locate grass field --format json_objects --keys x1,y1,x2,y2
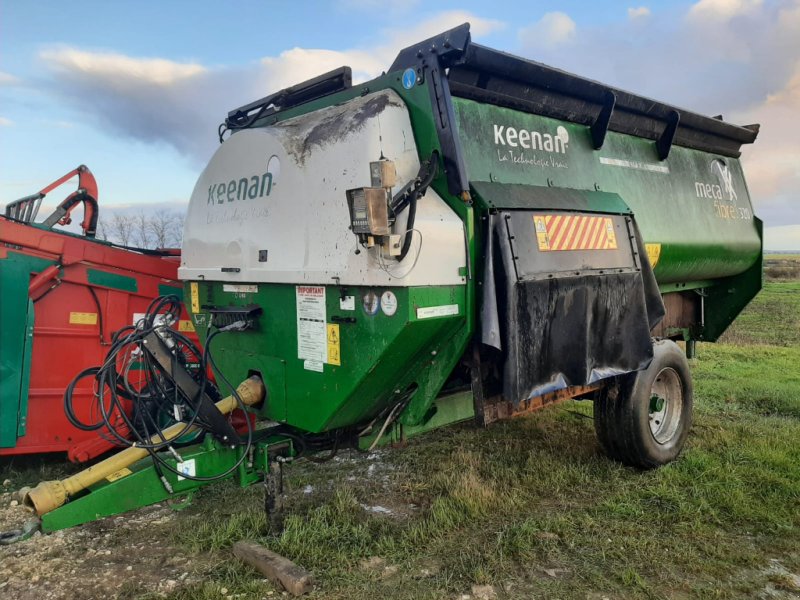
[{"x1": 2, "y1": 278, "x2": 799, "y2": 599}]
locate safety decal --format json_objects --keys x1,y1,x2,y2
[
  {"x1": 532, "y1": 214, "x2": 618, "y2": 251},
  {"x1": 178, "y1": 320, "x2": 195, "y2": 332},
  {"x1": 645, "y1": 243, "x2": 662, "y2": 268},
  {"x1": 176, "y1": 459, "x2": 196, "y2": 481},
  {"x1": 402, "y1": 68, "x2": 417, "y2": 89},
  {"x1": 69, "y1": 312, "x2": 98, "y2": 325},
  {"x1": 326, "y1": 323, "x2": 341, "y2": 366},
  {"x1": 380, "y1": 291, "x2": 398, "y2": 316},
  {"x1": 362, "y1": 291, "x2": 380, "y2": 316},
  {"x1": 296, "y1": 286, "x2": 327, "y2": 363},
  {"x1": 190, "y1": 282, "x2": 200, "y2": 313}
]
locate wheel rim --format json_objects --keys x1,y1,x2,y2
[{"x1": 648, "y1": 367, "x2": 683, "y2": 445}]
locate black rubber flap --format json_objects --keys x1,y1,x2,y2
[{"x1": 481, "y1": 211, "x2": 664, "y2": 404}]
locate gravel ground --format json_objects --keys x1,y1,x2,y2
[{"x1": 0, "y1": 486, "x2": 208, "y2": 599}]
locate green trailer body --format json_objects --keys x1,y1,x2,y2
[{"x1": 178, "y1": 24, "x2": 761, "y2": 464}]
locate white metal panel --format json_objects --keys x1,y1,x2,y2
[{"x1": 180, "y1": 91, "x2": 466, "y2": 287}]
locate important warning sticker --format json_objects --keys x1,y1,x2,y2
[{"x1": 297, "y1": 286, "x2": 327, "y2": 363}]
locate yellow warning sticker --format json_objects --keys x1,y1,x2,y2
[
  {"x1": 69, "y1": 312, "x2": 98, "y2": 325},
  {"x1": 326, "y1": 323, "x2": 341, "y2": 366},
  {"x1": 190, "y1": 282, "x2": 200, "y2": 313},
  {"x1": 533, "y1": 216, "x2": 551, "y2": 251},
  {"x1": 106, "y1": 467, "x2": 132, "y2": 482},
  {"x1": 178, "y1": 320, "x2": 195, "y2": 332},
  {"x1": 645, "y1": 243, "x2": 662, "y2": 268}
]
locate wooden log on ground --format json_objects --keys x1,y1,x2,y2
[{"x1": 232, "y1": 541, "x2": 314, "y2": 596}]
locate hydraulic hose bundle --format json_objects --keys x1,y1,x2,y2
[
  {"x1": 63, "y1": 295, "x2": 254, "y2": 484},
  {"x1": 63, "y1": 293, "x2": 416, "y2": 481}
]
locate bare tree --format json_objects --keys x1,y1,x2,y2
[
  {"x1": 105, "y1": 213, "x2": 135, "y2": 246},
  {"x1": 95, "y1": 219, "x2": 108, "y2": 241},
  {"x1": 148, "y1": 209, "x2": 183, "y2": 248},
  {"x1": 95, "y1": 209, "x2": 185, "y2": 249},
  {"x1": 133, "y1": 211, "x2": 152, "y2": 248}
]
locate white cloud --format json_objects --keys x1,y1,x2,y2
[
  {"x1": 520, "y1": 12, "x2": 577, "y2": 49},
  {"x1": 688, "y1": 0, "x2": 763, "y2": 22},
  {"x1": 258, "y1": 11, "x2": 505, "y2": 90},
  {"x1": 0, "y1": 71, "x2": 20, "y2": 86},
  {"x1": 260, "y1": 47, "x2": 383, "y2": 90},
  {"x1": 0, "y1": 117, "x2": 13, "y2": 126},
  {"x1": 628, "y1": 6, "x2": 651, "y2": 19},
  {"x1": 37, "y1": 12, "x2": 504, "y2": 166},
  {"x1": 40, "y1": 48, "x2": 206, "y2": 86}
]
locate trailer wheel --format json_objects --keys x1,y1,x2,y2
[{"x1": 594, "y1": 339, "x2": 693, "y2": 469}]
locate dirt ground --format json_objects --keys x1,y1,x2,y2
[{"x1": 0, "y1": 487, "x2": 211, "y2": 600}]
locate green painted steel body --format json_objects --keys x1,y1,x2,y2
[
  {"x1": 452, "y1": 98, "x2": 761, "y2": 285},
  {"x1": 40, "y1": 435, "x2": 287, "y2": 532},
  {"x1": 0, "y1": 251, "x2": 51, "y2": 447},
  {"x1": 192, "y1": 282, "x2": 468, "y2": 432},
  {"x1": 186, "y1": 65, "x2": 761, "y2": 436}
]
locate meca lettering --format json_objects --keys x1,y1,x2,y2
[
  {"x1": 694, "y1": 182, "x2": 727, "y2": 201},
  {"x1": 493, "y1": 124, "x2": 569, "y2": 154},
  {"x1": 695, "y1": 160, "x2": 737, "y2": 202},
  {"x1": 208, "y1": 172, "x2": 272, "y2": 205}
]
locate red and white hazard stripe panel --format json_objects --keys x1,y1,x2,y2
[{"x1": 532, "y1": 214, "x2": 618, "y2": 252}]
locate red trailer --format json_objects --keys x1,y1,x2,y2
[{"x1": 0, "y1": 166, "x2": 195, "y2": 462}]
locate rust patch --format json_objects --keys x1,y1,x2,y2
[
  {"x1": 275, "y1": 92, "x2": 404, "y2": 165},
  {"x1": 480, "y1": 384, "x2": 601, "y2": 425}
]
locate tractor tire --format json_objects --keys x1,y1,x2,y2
[{"x1": 594, "y1": 339, "x2": 693, "y2": 469}]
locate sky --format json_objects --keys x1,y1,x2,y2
[{"x1": 0, "y1": 0, "x2": 798, "y2": 249}]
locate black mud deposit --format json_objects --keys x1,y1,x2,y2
[{"x1": 276, "y1": 93, "x2": 403, "y2": 165}]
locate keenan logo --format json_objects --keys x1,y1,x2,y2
[
  {"x1": 207, "y1": 155, "x2": 280, "y2": 205},
  {"x1": 493, "y1": 124, "x2": 570, "y2": 154}
]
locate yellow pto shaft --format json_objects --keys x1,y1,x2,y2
[{"x1": 24, "y1": 376, "x2": 265, "y2": 516}]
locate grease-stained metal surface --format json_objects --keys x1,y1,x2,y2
[{"x1": 275, "y1": 93, "x2": 404, "y2": 166}]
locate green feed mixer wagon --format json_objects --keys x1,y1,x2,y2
[{"x1": 19, "y1": 24, "x2": 762, "y2": 534}]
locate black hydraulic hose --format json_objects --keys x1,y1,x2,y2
[
  {"x1": 397, "y1": 153, "x2": 439, "y2": 262},
  {"x1": 399, "y1": 191, "x2": 417, "y2": 261}
]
